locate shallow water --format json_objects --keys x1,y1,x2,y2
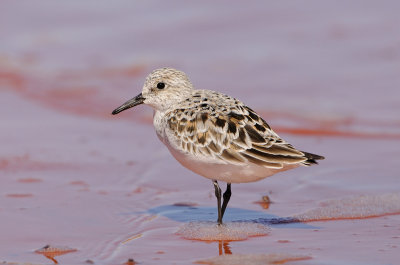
[{"x1": 1, "y1": 1, "x2": 400, "y2": 264}]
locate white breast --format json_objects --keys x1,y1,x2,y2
[{"x1": 153, "y1": 110, "x2": 168, "y2": 142}]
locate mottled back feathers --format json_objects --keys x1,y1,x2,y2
[{"x1": 166, "y1": 90, "x2": 324, "y2": 168}]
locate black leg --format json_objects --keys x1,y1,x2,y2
[
  {"x1": 213, "y1": 180, "x2": 222, "y2": 225},
  {"x1": 221, "y1": 183, "x2": 231, "y2": 219}
]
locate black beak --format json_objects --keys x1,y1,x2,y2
[{"x1": 112, "y1": 93, "x2": 145, "y2": 115}]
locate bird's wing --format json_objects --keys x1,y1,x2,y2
[{"x1": 166, "y1": 103, "x2": 308, "y2": 168}]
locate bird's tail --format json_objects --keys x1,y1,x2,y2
[{"x1": 301, "y1": 151, "x2": 325, "y2": 165}]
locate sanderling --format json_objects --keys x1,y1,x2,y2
[{"x1": 112, "y1": 67, "x2": 324, "y2": 225}]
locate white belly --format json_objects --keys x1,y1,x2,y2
[{"x1": 165, "y1": 141, "x2": 298, "y2": 183}]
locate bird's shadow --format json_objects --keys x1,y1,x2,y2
[{"x1": 146, "y1": 204, "x2": 316, "y2": 229}]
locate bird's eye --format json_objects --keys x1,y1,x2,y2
[{"x1": 157, "y1": 82, "x2": 165, "y2": 89}]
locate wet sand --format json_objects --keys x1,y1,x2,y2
[{"x1": 1, "y1": 1, "x2": 400, "y2": 264}]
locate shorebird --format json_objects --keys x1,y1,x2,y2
[{"x1": 112, "y1": 67, "x2": 324, "y2": 225}]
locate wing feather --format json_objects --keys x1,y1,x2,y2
[{"x1": 166, "y1": 94, "x2": 315, "y2": 168}]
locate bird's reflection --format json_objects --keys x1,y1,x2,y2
[{"x1": 218, "y1": 241, "x2": 232, "y2": 256}]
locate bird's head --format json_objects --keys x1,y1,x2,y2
[{"x1": 112, "y1": 67, "x2": 194, "y2": 115}]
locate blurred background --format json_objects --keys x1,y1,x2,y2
[{"x1": 1, "y1": 1, "x2": 399, "y2": 264}]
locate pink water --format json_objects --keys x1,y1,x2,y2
[{"x1": 1, "y1": 1, "x2": 400, "y2": 264}]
